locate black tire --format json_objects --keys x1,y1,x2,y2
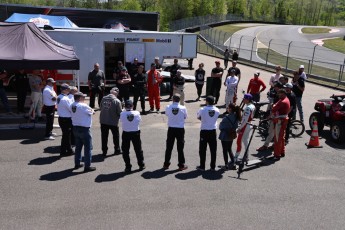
[
  {"x1": 259, "y1": 119, "x2": 269, "y2": 137},
  {"x1": 330, "y1": 121, "x2": 345, "y2": 144},
  {"x1": 309, "y1": 112, "x2": 324, "y2": 132},
  {"x1": 290, "y1": 120, "x2": 305, "y2": 138}
]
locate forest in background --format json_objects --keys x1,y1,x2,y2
[{"x1": 2, "y1": 0, "x2": 345, "y2": 30}]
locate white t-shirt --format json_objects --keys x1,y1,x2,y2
[
  {"x1": 71, "y1": 102, "x2": 94, "y2": 127},
  {"x1": 57, "y1": 94, "x2": 73, "y2": 118},
  {"x1": 225, "y1": 76, "x2": 239, "y2": 91},
  {"x1": 165, "y1": 102, "x2": 187, "y2": 128},
  {"x1": 197, "y1": 105, "x2": 220, "y2": 130},
  {"x1": 269, "y1": 73, "x2": 283, "y2": 87},
  {"x1": 43, "y1": 85, "x2": 57, "y2": 106},
  {"x1": 120, "y1": 110, "x2": 141, "y2": 132}
]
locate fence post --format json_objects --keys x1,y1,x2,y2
[
  {"x1": 310, "y1": 44, "x2": 318, "y2": 74},
  {"x1": 223, "y1": 32, "x2": 227, "y2": 48},
  {"x1": 217, "y1": 30, "x2": 222, "y2": 45},
  {"x1": 338, "y1": 65, "x2": 342, "y2": 86},
  {"x1": 266, "y1": 39, "x2": 272, "y2": 65},
  {"x1": 286, "y1": 41, "x2": 293, "y2": 70},
  {"x1": 307, "y1": 60, "x2": 311, "y2": 74},
  {"x1": 238, "y1": 36, "x2": 244, "y2": 54},
  {"x1": 341, "y1": 58, "x2": 345, "y2": 83},
  {"x1": 250, "y1": 37, "x2": 256, "y2": 61},
  {"x1": 228, "y1": 36, "x2": 232, "y2": 50}
]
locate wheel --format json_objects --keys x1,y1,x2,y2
[
  {"x1": 309, "y1": 112, "x2": 324, "y2": 132},
  {"x1": 290, "y1": 120, "x2": 305, "y2": 137},
  {"x1": 330, "y1": 121, "x2": 345, "y2": 144},
  {"x1": 258, "y1": 119, "x2": 269, "y2": 137}
]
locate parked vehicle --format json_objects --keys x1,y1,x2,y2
[{"x1": 309, "y1": 94, "x2": 345, "y2": 143}]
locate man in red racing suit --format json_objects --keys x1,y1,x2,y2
[
  {"x1": 271, "y1": 89, "x2": 290, "y2": 159},
  {"x1": 147, "y1": 63, "x2": 163, "y2": 113}
]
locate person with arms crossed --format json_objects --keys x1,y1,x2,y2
[
  {"x1": 210, "y1": 60, "x2": 224, "y2": 104},
  {"x1": 292, "y1": 71, "x2": 305, "y2": 122},
  {"x1": 167, "y1": 59, "x2": 181, "y2": 100},
  {"x1": 43, "y1": 78, "x2": 57, "y2": 140},
  {"x1": 99, "y1": 87, "x2": 122, "y2": 157},
  {"x1": 172, "y1": 70, "x2": 185, "y2": 105},
  {"x1": 132, "y1": 65, "x2": 147, "y2": 114},
  {"x1": 197, "y1": 96, "x2": 220, "y2": 171},
  {"x1": 57, "y1": 83, "x2": 74, "y2": 157},
  {"x1": 120, "y1": 100, "x2": 146, "y2": 173}
]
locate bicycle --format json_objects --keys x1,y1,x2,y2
[{"x1": 258, "y1": 118, "x2": 305, "y2": 138}]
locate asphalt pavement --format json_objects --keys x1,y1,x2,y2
[{"x1": 1, "y1": 53, "x2": 345, "y2": 230}]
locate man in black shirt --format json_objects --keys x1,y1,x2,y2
[
  {"x1": 14, "y1": 69, "x2": 29, "y2": 113},
  {"x1": 168, "y1": 59, "x2": 181, "y2": 100},
  {"x1": 195, "y1": 63, "x2": 205, "y2": 101},
  {"x1": 117, "y1": 67, "x2": 132, "y2": 102},
  {"x1": 132, "y1": 65, "x2": 147, "y2": 114},
  {"x1": 173, "y1": 70, "x2": 185, "y2": 105},
  {"x1": 210, "y1": 60, "x2": 224, "y2": 104},
  {"x1": 226, "y1": 60, "x2": 241, "y2": 85},
  {"x1": 292, "y1": 71, "x2": 305, "y2": 122},
  {"x1": 129, "y1": 58, "x2": 140, "y2": 77},
  {"x1": 88, "y1": 63, "x2": 106, "y2": 108}
]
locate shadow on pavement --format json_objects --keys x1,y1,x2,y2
[
  {"x1": 175, "y1": 170, "x2": 202, "y2": 180},
  {"x1": 95, "y1": 169, "x2": 142, "y2": 183},
  {"x1": 185, "y1": 99, "x2": 197, "y2": 104},
  {"x1": 44, "y1": 146, "x2": 61, "y2": 154},
  {"x1": 92, "y1": 154, "x2": 105, "y2": 163},
  {"x1": 29, "y1": 155, "x2": 61, "y2": 165},
  {"x1": 141, "y1": 168, "x2": 179, "y2": 179},
  {"x1": 40, "y1": 168, "x2": 81, "y2": 181},
  {"x1": 202, "y1": 169, "x2": 223, "y2": 180},
  {"x1": 0, "y1": 129, "x2": 44, "y2": 141}
]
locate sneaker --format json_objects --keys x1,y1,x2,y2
[
  {"x1": 156, "y1": 109, "x2": 160, "y2": 113},
  {"x1": 73, "y1": 164, "x2": 84, "y2": 170},
  {"x1": 45, "y1": 136, "x2": 55, "y2": 140},
  {"x1": 209, "y1": 168, "x2": 216, "y2": 172},
  {"x1": 139, "y1": 164, "x2": 146, "y2": 171},
  {"x1": 196, "y1": 166, "x2": 205, "y2": 171},
  {"x1": 220, "y1": 165, "x2": 229, "y2": 170},
  {"x1": 281, "y1": 153, "x2": 285, "y2": 158},
  {"x1": 141, "y1": 110, "x2": 146, "y2": 115},
  {"x1": 125, "y1": 167, "x2": 132, "y2": 173},
  {"x1": 228, "y1": 164, "x2": 237, "y2": 170},
  {"x1": 273, "y1": 156, "x2": 280, "y2": 161},
  {"x1": 178, "y1": 165, "x2": 188, "y2": 171},
  {"x1": 256, "y1": 145, "x2": 268, "y2": 151},
  {"x1": 84, "y1": 166, "x2": 96, "y2": 172},
  {"x1": 102, "y1": 152, "x2": 107, "y2": 157},
  {"x1": 114, "y1": 150, "x2": 122, "y2": 155},
  {"x1": 51, "y1": 133, "x2": 58, "y2": 137},
  {"x1": 149, "y1": 108, "x2": 154, "y2": 112}
]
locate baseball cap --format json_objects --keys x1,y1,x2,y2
[
  {"x1": 215, "y1": 60, "x2": 220, "y2": 64},
  {"x1": 232, "y1": 60, "x2": 237, "y2": 63},
  {"x1": 254, "y1": 71, "x2": 260, "y2": 76},
  {"x1": 154, "y1": 56, "x2": 160, "y2": 60},
  {"x1": 46, "y1": 78, "x2": 56, "y2": 83},
  {"x1": 284, "y1": 83, "x2": 293, "y2": 89},
  {"x1": 244, "y1": 93, "x2": 253, "y2": 101},
  {"x1": 151, "y1": 63, "x2": 156, "y2": 67},
  {"x1": 60, "y1": 83, "x2": 70, "y2": 91},
  {"x1": 134, "y1": 58, "x2": 138, "y2": 61},
  {"x1": 206, "y1": 95, "x2": 215, "y2": 105},
  {"x1": 299, "y1": 65, "x2": 304, "y2": 69},
  {"x1": 125, "y1": 99, "x2": 133, "y2": 108},
  {"x1": 121, "y1": 67, "x2": 127, "y2": 71}
]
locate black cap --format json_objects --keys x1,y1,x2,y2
[
  {"x1": 151, "y1": 63, "x2": 156, "y2": 67},
  {"x1": 206, "y1": 96, "x2": 215, "y2": 105},
  {"x1": 125, "y1": 99, "x2": 133, "y2": 108},
  {"x1": 60, "y1": 83, "x2": 70, "y2": 91}
]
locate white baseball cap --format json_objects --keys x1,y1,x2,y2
[{"x1": 299, "y1": 65, "x2": 304, "y2": 69}]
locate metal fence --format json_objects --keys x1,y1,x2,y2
[
  {"x1": 169, "y1": 14, "x2": 282, "y2": 31},
  {"x1": 198, "y1": 26, "x2": 345, "y2": 85}
]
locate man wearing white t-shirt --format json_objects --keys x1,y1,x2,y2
[
  {"x1": 224, "y1": 68, "x2": 239, "y2": 109},
  {"x1": 120, "y1": 100, "x2": 145, "y2": 173},
  {"x1": 197, "y1": 96, "x2": 220, "y2": 171},
  {"x1": 71, "y1": 92, "x2": 96, "y2": 172},
  {"x1": 43, "y1": 78, "x2": 57, "y2": 140},
  {"x1": 163, "y1": 94, "x2": 188, "y2": 171}
]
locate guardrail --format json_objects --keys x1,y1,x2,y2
[{"x1": 197, "y1": 26, "x2": 345, "y2": 87}]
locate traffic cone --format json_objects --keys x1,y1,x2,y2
[{"x1": 306, "y1": 120, "x2": 323, "y2": 148}]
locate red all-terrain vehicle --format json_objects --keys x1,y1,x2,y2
[{"x1": 309, "y1": 94, "x2": 345, "y2": 143}]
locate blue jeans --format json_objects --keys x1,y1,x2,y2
[
  {"x1": 73, "y1": 126, "x2": 93, "y2": 168},
  {"x1": 0, "y1": 87, "x2": 11, "y2": 112},
  {"x1": 295, "y1": 97, "x2": 304, "y2": 122}
]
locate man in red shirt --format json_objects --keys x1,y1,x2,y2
[
  {"x1": 247, "y1": 71, "x2": 266, "y2": 102},
  {"x1": 271, "y1": 89, "x2": 290, "y2": 160}
]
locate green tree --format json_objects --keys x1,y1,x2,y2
[{"x1": 116, "y1": 0, "x2": 141, "y2": 11}]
